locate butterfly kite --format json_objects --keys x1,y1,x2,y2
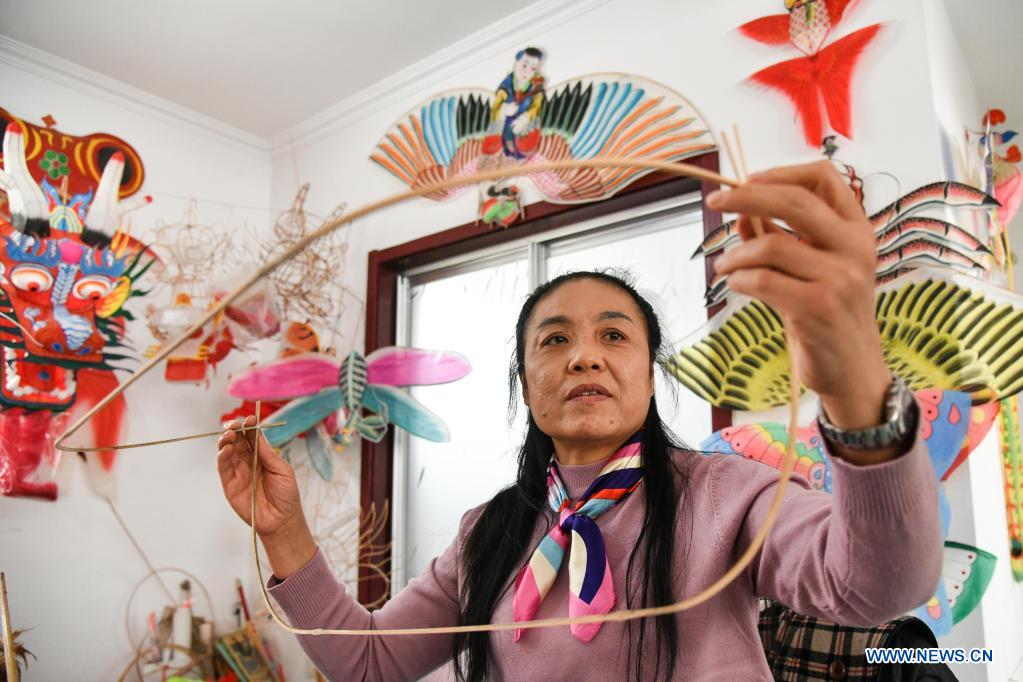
[
  {"x1": 738, "y1": 0, "x2": 882, "y2": 147},
  {"x1": 701, "y1": 389, "x2": 999, "y2": 635}
]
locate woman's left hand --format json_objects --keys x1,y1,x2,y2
[{"x1": 707, "y1": 160, "x2": 893, "y2": 440}]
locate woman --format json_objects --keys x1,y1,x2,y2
[{"x1": 218, "y1": 161, "x2": 943, "y2": 681}]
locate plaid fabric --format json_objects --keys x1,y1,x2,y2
[{"x1": 758, "y1": 601, "x2": 903, "y2": 681}]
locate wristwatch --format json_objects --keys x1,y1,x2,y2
[{"x1": 817, "y1": 375, "x2": 918, "y2": 450}]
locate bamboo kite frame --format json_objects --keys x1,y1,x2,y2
[{"x1": 53, "y1": 155, "x2": 802, "y2": 638}]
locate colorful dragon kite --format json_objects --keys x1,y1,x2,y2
[{"x1": 0, "y1": 117, "x2": 153, "y2": 500}]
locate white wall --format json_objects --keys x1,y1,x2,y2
[{"x1": 0, "y1": 39, "x2": 275, "y2": 680}]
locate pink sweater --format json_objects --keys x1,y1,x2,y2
[{"x1": 268, "y1": 430, "x2": 942, "y2": 681}]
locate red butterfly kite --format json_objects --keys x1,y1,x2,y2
[{"x1": 738, "y1": 0, "x2": 882, "y2": 147}]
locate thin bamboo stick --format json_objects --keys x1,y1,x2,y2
[
  {"x1": 55, "y1": 157, "x2": 737, "y2": 454},
  {"x1": 53, "y1": 152, "x2": 803, "y2": 639},
  {"x1": 70, "y1": 422, "x2": 287, "y2": 453},
  {"x1": 227, "y1": 152, "x2": 801, "y2": 638},
  {"x1": 0, "y1": 573, "x2": 18, "y2": 682}
]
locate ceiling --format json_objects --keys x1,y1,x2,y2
[
  {"x1": 0, "y1": 0, "x2": 1019, "y2": 140},
  {"x1": 0, "y1": 0, "x2": 536, "y2": 137}
]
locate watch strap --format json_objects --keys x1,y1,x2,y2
[{"x1": 817, "y1": 376, "x2": 918, "y2": 450}]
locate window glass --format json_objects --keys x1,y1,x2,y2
[
  {"x1": 396, "y1": 202, "x2": 708, "y2": 589},
  {"x1": 398, "y1": 257, "x2": 530, "y2": 585},
  {"x1": 546, "y1": 208, "x2": 710, "y2": 446}
]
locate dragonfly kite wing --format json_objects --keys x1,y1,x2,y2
[
  {"x1": 228, "y1": 353, "x2": 341, "y2": 402},
  {"x1": 365, "y1": 347, "x2": 471, "y2": 386},
  {"x1": 363, "y1": 384, "x2": 451, "y2": 443}
]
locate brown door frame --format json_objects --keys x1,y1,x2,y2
[{"x1": 359, "y1": 152, "x2": 730, "y2": 606}]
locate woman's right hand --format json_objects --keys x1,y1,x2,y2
[{"x1": 218, "y1": 415, "x2": 316, "y2": 578}]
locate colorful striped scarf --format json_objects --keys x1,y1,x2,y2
[{"x1": 512, "y1": 433, "x2": 644, "y2": 642}]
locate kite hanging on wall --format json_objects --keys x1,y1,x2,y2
[
  {"x1": 969, "y1": 108, "x2": 1022, "y2": 230},
  {"x1": 0, "y1": 107, "x2": 148, "y2": 215},
  {"x1": 370, "y1": 47, "x2": 716, "y2": 228},
  {"x1": 698, "y1": 169, "x2": 997, "y2": 307},
  {"x1": 998, "y1": 398, "x2": 1023, "y2": 580},
  {"x1": 701, "y1": 388, "x2": 999, "y2": 635},
  {"x1": 0, "y1": 118, "x2": 155, "y2": 500},
  {"x1": 144, "y1": 200, "x2": 239, "y2": 385},
  {"x1": 963, "y1": 108, "x2": 1023, "y2": 580},
  {"x1": 737, "y1": 0, "x2": 883, "y2": 147},
  {"x1": 668, "y1": 268, "x2": 1023, "y2": 411}
]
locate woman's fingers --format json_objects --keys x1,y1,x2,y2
[
  {"x1": 223, "y1": 415, "x2": 291, "y2": 477},
  {"x1": 255, "y1": 431, "x2": 290, "y2": 476},
  {"x1": 217, "y1": 442, "x2": 252, "y2": 505},
  {"x1": 748, "y1": 160, "x2": 865, "y2": 222},
  {"x1": 734, "y1": 215, "x2": 789, "y2": 242},
  {"x1": 726, "y1": 267, "x2": 815, "y2": 318},
  {"x1": 708, "y1": 183, "x2": 845, "y2": 251},
  {"x1": 714, "y1": 231, "x2": 823, "y2": 282}
]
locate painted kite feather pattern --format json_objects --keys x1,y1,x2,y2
[
  {"x1": 669, "y1": 269, "x2": 1023, "y2": 412},
  {"x1": 998, "y1": 395, "x2": 1023, "y2": 580},
  {"x1": 370, "y1": 53, "x2": 716, "y2": 228}
]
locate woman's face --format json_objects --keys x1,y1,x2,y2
[{"x1": 521, "y1": 278, "x2": 654, "y2": 454}]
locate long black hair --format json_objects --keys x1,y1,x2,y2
[{"x1": 452, "y1": 269, "x2": 690, "y2": 681}]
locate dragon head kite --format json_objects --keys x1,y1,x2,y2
[{"x1": 0, "y1": 119, "x2": 153, "y2": 500}]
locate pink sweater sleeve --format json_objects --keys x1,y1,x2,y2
[
  {"x1": 713, "y1": 416, "x2": 944, "y2": 626},
  {"x1": 267, "y1": 511, "x2": 473, "y2": 681}
]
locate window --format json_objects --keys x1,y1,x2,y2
[
  {"x1": 392, "y1": 194, "x2": 712, "y2": 588},
  {"x1": 358, "y1": 158, "x2": 723, "y2": 606}
]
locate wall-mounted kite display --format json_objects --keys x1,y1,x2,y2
[
  {"x1": 254, "y1": 183, "x2": 351, "y2": 334},
  {"x1": 145, "y1": 200, "x2": 238, "y2": 384},
  {"x1": 970, "y1": 109, "x2": 1022, "y2": 230},
  {"x1": 701, "y1": 388, "x2": 998, "y2": 635},
  {"x1": 668, "y1": 268, "x2": 1023, "y2": 411},
  {"x1": 698, "y1": 179, "x2": 996, "y2": 307},
  {"x1": 371, "y1": 47, "x2": 715, "y2": 227},
  {"x1": 964, "y1": 108, "x2": 1023, "y2": 580},
  {"x1": 226, "y1": 347, "x2": 471, "y2": 481},
  {"x1": 0, "y1": 119, "x2": 154, "y2": 500},
  {"x1": 702, "y1": 390, "x2": 999, "y2": 493},
  {"x1": 145, "y1": 198, "x2": 290, "y2": 386},
  {"x1": 146, "y1": 182, "x2": 352, "y2": 387},
  {"x1": 999, "y1": 401, "x2": 1023, "y2": 580},
  {"x1": 737, "y1": 0, "x2": 882, "y2": 147},
  {"x1": 0, "y1": 107, "x2": 148, "y2": 216}
]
